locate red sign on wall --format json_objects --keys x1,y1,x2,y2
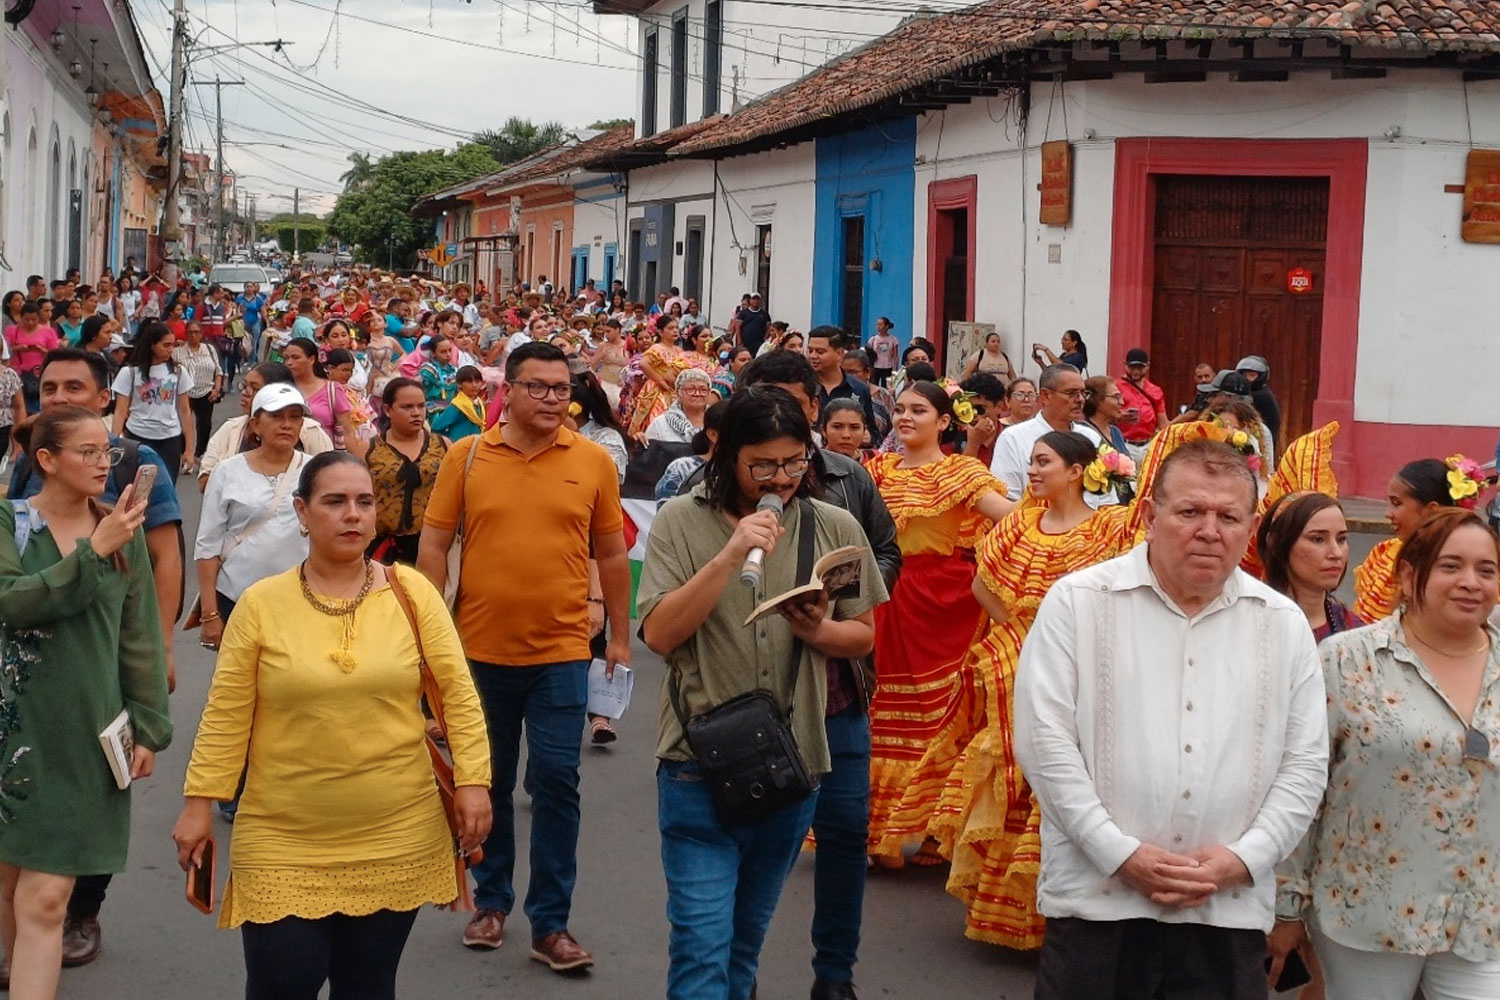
[{"x1": 1287, "y1": 267, "x2": 1314, "y2": 293}]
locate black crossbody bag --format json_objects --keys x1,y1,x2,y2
[{"x1": 668, "y1": 500, "x2": 818, "y2": 826}]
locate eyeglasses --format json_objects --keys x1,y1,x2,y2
[
  {"x1": 1054, "y1": 389, "x2": 1088, "y2": 400},
  {"x1": 63, "y1": 446, "x2": 125, "y2": 467},
  {"x1": 743, "y1": 454, "x2": 812, "y2": 482},
  {"x1": 1107, "y1": 393, "x2": 1126, "y2": 403},
  {"x1": 680, "y1": 386, "x2": 712, "y2": 396},
  {"x1": 1010, "y1": 391, "x2": 1037, "y2": 401},
  {"x1": 514, "y1": 380, "x2": 573, "y2": 401}
]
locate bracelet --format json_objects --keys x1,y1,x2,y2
[
  {"x1": 587, "y1": 597, "x2": 604, "y2": 605},
  {"x1": 199, "y1": 611, "x2": 221, "y2": 622}
]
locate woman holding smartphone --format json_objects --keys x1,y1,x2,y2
[
  {"x1": 173, "y1": 451, "x2": 491, "y2": 1000},
  {"x1": 0, "y1": 405, "x2": 171, "y2": 1000}
]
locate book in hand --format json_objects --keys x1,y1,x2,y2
[
  {"x1": 587, "y1": 659, "x2": 634, "y2": 720},
  {"x1": 98, "y1": 709, "x2": 135, "y2": 790},
  {"x1": 743, "y1": 545, "x2": 866, "y2": 626}
]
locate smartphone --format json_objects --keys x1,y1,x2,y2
[
  {"x1": 1264, "y1": 949, "x2": 1312, "y2": 993},
  {"x1": 186, "y1": 836, "x2": 216, "y2": 914},
  {"x1": 130, "y1": 462, "x2": 157, "y2": 503}
]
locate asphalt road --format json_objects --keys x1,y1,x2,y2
[
  {"x1": 57, "y1": 462, "x2": 1042, "y2": 1000},
  {"x1": 54, "y1": 443, "x2": 1384, "y2": 1000}
]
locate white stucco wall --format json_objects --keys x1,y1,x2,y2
[
  {"x1": 710, "y1": 144, "x2": 817, "y2": 334},
  {"x1": 910, "y1": 67, "x2": 1500, "y2": 430},
  {"x1": 2, "y1": 27, "x2": 97, "y2": 285},
  {"x1": 572, "y1": 184, "x2": 628, "y2": 285},
  {"x1": 630, "y1": 0, "x2": 903, "y2": 135}
]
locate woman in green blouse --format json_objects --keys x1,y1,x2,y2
[{"x1": 0, "y1": 405, "x2": 171, "y2": 1000}]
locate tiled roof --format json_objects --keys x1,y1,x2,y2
[
  {"x1": 670, "y1": 0, "x2": 1500, "y2": 156},
  {"x1": 490, "y1": 123, "x2": 637, "y2": 188}
]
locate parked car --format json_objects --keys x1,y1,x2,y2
[{"x1": 208, "y1": 263, "x2": 270, "y2": 296}]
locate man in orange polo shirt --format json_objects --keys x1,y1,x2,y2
[{"x1": 418, "y1": 341, "x2": 631, "y2": 974}]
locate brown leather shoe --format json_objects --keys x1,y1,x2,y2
[
  {"x1": 461, "y1": 908, "x2": 506, "y2": 950},
  {"x1": 61, "y1": 916, "x2": 101, "y2": 967},
  {"x1": 530, "y1": 930, "x2": 594, "y2": 972}
]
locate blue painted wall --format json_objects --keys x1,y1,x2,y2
[{"x1": 812, "y1": 119, "x2": 915, "y2": 346}]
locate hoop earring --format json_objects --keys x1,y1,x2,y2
[{"x1": 299, "y1": 524, "x2": 309, "y2": 537}]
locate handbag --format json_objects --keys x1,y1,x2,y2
[
  {"x1": 443, "y1": 437, "x2": 480, "y2": 609},
  {"x1": 386, "y1": 566, "x2": 483, "y2": 910},
  {"x1": 667, "y1": 500, "x2": 818, "y2": 826}
]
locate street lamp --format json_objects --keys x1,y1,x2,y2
[{"x1": 387, "y1": 234, "x2": 395, "y2": 270}]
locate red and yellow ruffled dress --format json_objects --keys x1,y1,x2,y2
[
  {"x1": 942, "y1": 503, "x2": 1141, "y2": 947},
  {"x1": 1353, "y1": 537, "x2": 1400, "y2": 622},
  {"x1": 864, "y1": 453, "x2": 1004, "y2": 858}
]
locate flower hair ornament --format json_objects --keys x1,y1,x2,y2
[
  {"x1": 1202, "y1": 414, "x2": 1263, "y2": 476},
  {"x1": 1444, "y1": 454, "x2": 1488, "y2": 509},
  {"x1": 1082, "y1": 443, "x2": 1137, "y2": 496},
  {"x1": 938, "y1": 378, "x2": 979, "y2": 427}
]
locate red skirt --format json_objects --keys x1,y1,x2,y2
[{"x1": 868, "y1": 550, "x2": 985, "y2": 856}]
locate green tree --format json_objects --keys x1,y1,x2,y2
[
  {"x1": 268, "y1": 213, "x2": 327, "y2": 253},
  {"x1": 586, "y1": 118, "x2": 632, "y2": 131},
  {"x1": 471, "y1": 117, "x2": 566, "y2": 165},
  {"x1": 325, "y1": 143, "x2": 502, "y2": 268},
  {"x1": 339, "y1": 151, "x2": 375, "y2": 192}
]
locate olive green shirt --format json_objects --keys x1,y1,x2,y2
[{"x1": 639, "y1": 486, "x2": 888, "y2": 774}]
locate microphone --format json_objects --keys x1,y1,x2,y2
[{"x1": 739, "y1": 493, "x2": 785, "y2": 586}]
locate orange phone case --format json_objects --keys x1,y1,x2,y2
[{"x1": 186, "y1": 836, "x2": 216, "y2": 914}]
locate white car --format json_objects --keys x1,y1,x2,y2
[{"x1": 208, "y1": 263, "x2": 269, "y2": 296}]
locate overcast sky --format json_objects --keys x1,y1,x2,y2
[{"x1": 132, "y1": 0, "x2": 639, "y2": 216}]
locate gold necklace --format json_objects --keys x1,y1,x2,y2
[
  {"x1": 1406, "y1": 621, "x2": 1490, "y2": 658},
  {"x1": 299, "y1": 561, "x2": 375, "y2": 673}
]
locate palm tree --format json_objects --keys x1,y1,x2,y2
[
  {"x1": 340, "y1": 152, "x2": 375, "y2": 192},
  {"x1": 471, "y1": 118, "x2": 566, "y2": 165}
]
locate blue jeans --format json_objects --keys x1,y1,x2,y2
[
  {"x1": 469, "y1": 660, "x2": 588, "y2": 938},
  {"x1": 658, "y1": 760, "x2": 819, "y2": 1000},
  {"x1": 811, "y1": 706, "x2": 871, "y2": 983},
  {"x1": 244, "y1": 321, "x2": 263, "y2": 365}
]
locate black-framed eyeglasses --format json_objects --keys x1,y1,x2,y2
[
  {"x1": 743, "y1": 453, "x2": 812, "y2": 482},
  {"x1": 514, "y1": 380, "x2": 573, "y2": 401},
  {"x1": 1464, "y1": 726, "x2": 1491, "y2": 764}
]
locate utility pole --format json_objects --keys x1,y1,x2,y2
[
  {"x1": 161, "y1": 0, "x2": 186, "y2": 248},
  {"x1": 293, "y1": 188, "x2": 300, "y2": 260},
  {"x1": 193, "y1": 76, "x2": 246, "y2": 266}
]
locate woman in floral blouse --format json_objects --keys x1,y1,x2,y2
[{"x1": 1270, "y1": 507, "x2": 1500, "y2": 1000}]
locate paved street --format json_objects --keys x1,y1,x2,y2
[{"x1": 58, "y1": 467, "x2": 1043, "y2": 1000}]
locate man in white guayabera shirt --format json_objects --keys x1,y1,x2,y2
[{"x1": 1015, "y1": 438, "x2": 1329, "y2": 1000}]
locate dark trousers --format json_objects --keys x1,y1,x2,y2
[
  {"x1": 469, "y1": 659, "x2": 588, "y2": 938},
  {"x1": 125, "y1": 429, "x2": 182, "y2": 480},
  {"x1": 67, "y1": 874, "x2": 110, "y2": 920},
  {"x1": 1035, "y1": 917, "x2": 1266, "y2": 1000},
  {"x1": 241, "y1": 907, "x2": 418, "y2": 1000},
  {"x1": 809, "y1": 705, "x2": 871, "y2": 984},
  {"x1": 188, "y1": 394, "x2": 215, "y2": 459}
]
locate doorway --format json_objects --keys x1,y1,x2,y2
[
  {"x1": 1150, "y1": 174, "x2": 1328, "y2": 445},
  {"x1": 841, "y1": 215, "x2": 865, "y2": 339}
]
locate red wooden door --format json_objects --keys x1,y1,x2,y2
[{"x1": 1149, "y1": 175, "x2": 1328, "y2": 444}]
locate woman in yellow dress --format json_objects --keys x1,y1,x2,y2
[
  {"x1": 864, "y1": 380, "x2": 1014, "y2": 866},
  {"x1": 1353, "y1": 458, "x2": 1464, "y2": 621},
  {"x1": 172, "y1": 452, "x2": 491, "y2": 1000}
]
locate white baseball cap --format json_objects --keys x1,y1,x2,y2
[{"x1": 251, "y1": 383, "x2": 306, "y2": 415}]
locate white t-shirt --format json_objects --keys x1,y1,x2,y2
[
  {"x1": 119, "y1": 289, "x2": 141, "y2": 321},
  {"x1": 111, "y1": 362, "x2": 194, "y2": 439}
]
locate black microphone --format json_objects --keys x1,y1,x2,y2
[{"x1": 739, "y1": 493, "x2": 785, "y2": 586}]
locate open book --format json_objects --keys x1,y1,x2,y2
[
  {"x1": 744, "y1": 545, "x2": 866, "y2": 626},
  {"x1": 99, "y1": 710, "x2": 135, "y2": 791}
]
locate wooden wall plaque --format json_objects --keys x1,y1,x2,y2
[
  {"x1": 1461, "y1": 149, "x2": 1500, "y2": 244},
  {"x1": 1039, "y1": 140, "x2": 1073, "y2": 227}
]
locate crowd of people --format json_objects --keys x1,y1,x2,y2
[{"x1": 1, "y1": 260, "x2": 1498, "y2": 1000}]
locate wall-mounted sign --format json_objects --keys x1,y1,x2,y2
[
  {"x1": 428, "y1": 244, "x2": 455, "y2": 268},
  {"x1": 1039, "y1": 140, "x2": 1073, "y2": 226},
  {"x1": 1286, "y1": 267, "x2": 1314, "y2": 293},
  {"x1": 1462, "y1": 150, "x2": 1500, "y2": 244}
]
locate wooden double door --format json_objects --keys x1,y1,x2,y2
[{"x1": 1150, "y1": 175, "x2": 1329, "y2": 445}]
